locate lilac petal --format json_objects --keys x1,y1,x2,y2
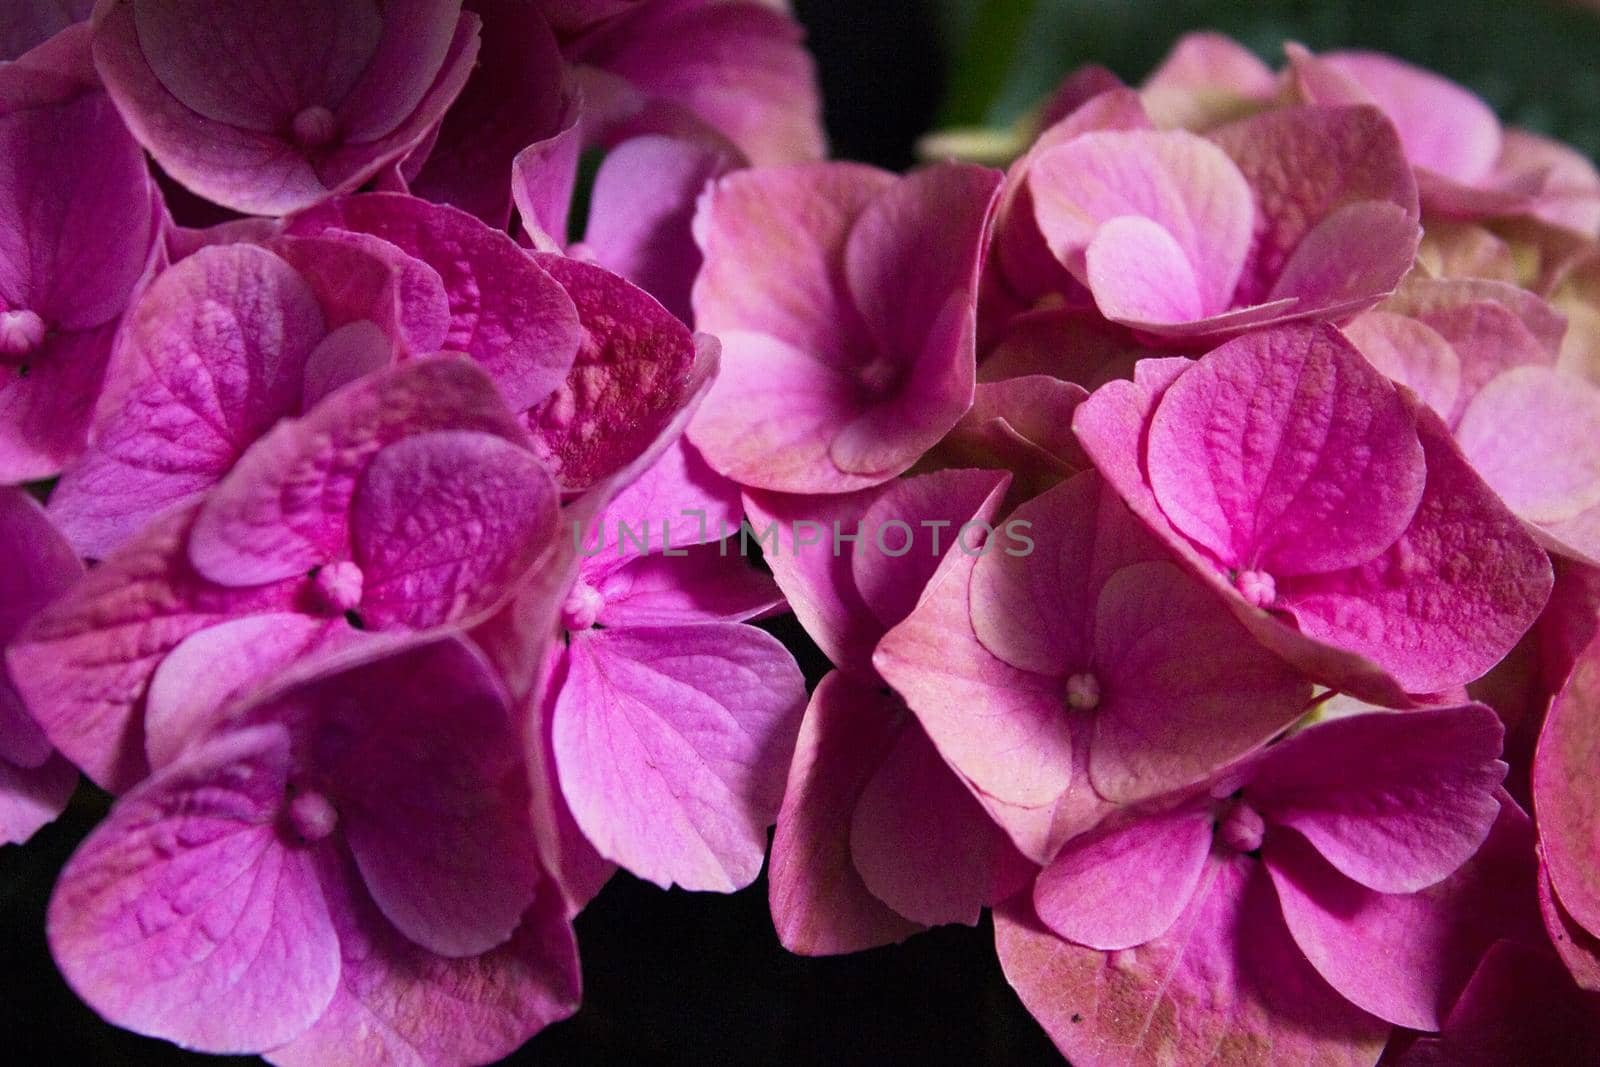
[
  {"x1": 1146, "y1": 322, "x2": 1426, "y2": 576},
  {"x1": 593, "y1": 545, "x2": 784, "y2": 627},
  {"x1": 406, "y1": 0, "x2": 566, "y2": 228},
  {"x1": 585, "y1": 134, "x2": 733, "y2": 322},
  {"x1": 851, "y1": 713, "x2": 1019, "y2": 929},
  {"x1": 47, "y1": 724, "x2": 339, "y2": 1052},
  {"x1": 1344, "y1": 310, "x2": 1462, "y2": 420},
  {"x1": 0, "y1": 752, "x2": 77, "y2": 845},
  {"x1": 48, "y1": 244, "x2": 326, "y2": 558},
  {"x1": 995, "y1": 860, "x2": 1388, "y2": 1067},
  {"x1": 1090, "y1": 560, "x2": 1311, "y2": 804},
  {"x1": 1394, "y1": 940, "x2": 1600, "y2": 1065},
  {"x1": 874, "y1": 548, "x2": 1072, "y2": 808},
  {"x1": 275, "y1": 638, "x2": 543, "y2": 959},
  {"x1": 768, "y1": 671, "x2": 925, "y2": 955},
  {"x1": 266, "y1": 855, "x2": 579, "y2": 1067},
  {"x1": 1210, "y1": 104, "x2": 1419, "y2": 309},
  {"x1": 287, "y1": 193, "x2": 581, "y2": 411},
  {"x1": 188, "y1": 356, "x2": 528, "y2": 587},
  {"x1": 351, "y1": 430, "x2": 560, "y2": 630},
  {"x1": 524, "y1": 253, "x2": 701, "y2": 489},
  {"x1": 1278, "y1": 397, "x2": 1554, "y2": 694},
  {"x1": 1456, "y1": 366, "x2": 1600, "y2": 525},
  {"x1": 1534, "y1": 633, "x2": 1600, "y2": 939},
  {"x1": 6, "y1": 505, "x2": 302, "y2": 792},
  {"x1": 1247, "y1": 705, "x2": 1507, "y2": 893},
  {"x1": 553, "y1": 622, "x2": 805, "y2": 891},
  {"x1": 1033, "y1": 804, "x2": 1214, "y2": 950},
  {"x1": 1268, "y1": 799, "x2": 1540, "y2": 1031}
]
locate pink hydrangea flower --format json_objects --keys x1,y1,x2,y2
[
  {"x1": 548, "y1": 437, "x2": 805, "y2": 892},
  {"x1": 748, "y1": 469, "x2": 1030, "y2": 954},
  {"x1": 1074, "y1": 322, "x2": 1553, "y2": 703},
  {"x1": 10, "y1": 357, "x2": 561, "y2": 792},
  {"x1": 1347, "y1": 277, "x2": 1600, "y2": 567},
  {"x1": 688, "y1": 161, "x2": 1002, "y2": 493},
  {"x1": 874, "y1": 469, "x2": 1313, "y2": 862},
  {"x1": 47, "y1": 636, "x2": 580, "y2": 1062},
  {"x1": 1289, "y1": 46, "x2": 1600, "y2": 236},
  {"x1": 995, "y1": 705, "x2": 1532, "y2": 1064},
  {"x1": 0, "y1": 488, "x2": 80, "y2": 844},
  {"x1": 0, "y1": 28, "x2": 161, "y2": 481},
  {"x1": 91, "y1": 0, "x2": 482, "y2": 215},
  {"x1": 1018, "y1": 96, "x2": 1420, "y2": 341}
]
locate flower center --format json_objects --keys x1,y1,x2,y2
[
  {"x1": 1235, "y1": 569, "x2": 1277, "y2": 609},
  {"x1": 1217, "y1": 798, "x2": 1265, "y2": 854},
  {"x1": 562, "y1": 579, "x2": 605, "y2": 632},
  {"x1": 0, "y1": 309, "x2": 46, "y2": 361},
  {"x1": 286, "y1": 789, "x2": 338, "y2": 843},
  {"x1": 1065, "y1": 671, "x2": 1101, "y2": 711},
  {"x1": 290, "y1": 105, "x2": 339, "y2": 149},
  {"x1": 311, "y1": 561, "x2": 364, "y2": 615}
]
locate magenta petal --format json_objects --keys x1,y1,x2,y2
[
  {"x1": 287, "y1": 193, "x2": 581, "y2": 411},
  {"x1": 1248, "y1": 705, "x2": 1506, "y2": 892},
  {"x1": 1534, "y1": 633, "x2": 1600, "y2": 939},
  {"x1": 1278, "y1": 397, "x2": 1554, "y2": 694},
  {"x1": 351, "y1": 430, "x2": 559, "y2": 630},
  {"x1": 1146, "y1": 322, "x2": 1426, "y2": 576},
  {"x1": 6, "y1": 505, "x2": 301, "y2": 791},
  {"x1": 267, "y1": 856, "x2": 579, "y2": 1067},
  {"x1": 851, "y1": 714, "x2": 1015, "y2": 929},
  {"x1": 0, "y1": 1, "x2": 93, "y2": 60},
  {"x1": 1267, "y1": 798, "x2": 1539, "y2": 1031},
  {"x1": 524, "y1": 253, "x2": 702, "y2": 489},
  {"x1": 875, "y1": 549, "x2": 1072, "y2": 808},
  {"x1": 553, "y1": 623, "x2": 805, "y2": 891},
  {"x1": 593, "y1": 546, "x2": 783, "y2": 627},
  {"x1": 0, "y1": 753, "x2": 77, "y2": 845},
  {"x1": 48, "y1": 244, "x2": 326, "y2": 558},
  {"x1": 47, "y1": 724, "x2": 339, "y2": 1053},
  {"x1": 510, "y1": 100, "x2": 582, "y2": 250},
  {"x1": 188, "y1": 357, "x2": 528, "y2": 587},
  {"x1": 1540, "y1": 862, "x2": 1600, "y2": 992},
  {"x1": 768, "y1": 671, "x2": 924, "y2": 955},
  {"x1": 996, "y1": 859, "x2": 1388, "y2": 1067},
  {"x1": 0, "y1": 322, "x2": 118, "y2": 483},
  {"x1": 1033, "y1": 804, "x2": 1213, "y2": 950},
  {"x1": 589, "y1": 437, "x2": 743, "y2": 569}
]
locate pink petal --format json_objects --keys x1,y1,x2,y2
[
  {"x1": 1031, "y1": 128, "x2": 1253, "y2": 316},
  {"x1": 524, "y1": 253, "x2": 701, "y2": 489},
  {"x1": 587, "y1": 437, "x2": 743, "y2": 571},
  {"x1": 267, "y1": 854, "x2": 579, "y2": 1067},
  {"x1": 768, "y1": 671, "x2": 925, "y2": 955},
  {"x1": 287, "y1": 193, "x2": 581, "y2": 411},
  {"x1": 47, "y1": 724, "x2": 340, "y2": 1052},
  {"x1": 1344, "y1": 310, "x2": 1462, "y2": 420},
  {"x1": 1083, "y1": 215, "x2": 1207, "y2": 324},
  {"x1": 0, "y1": 752, "x2": 76, "y2": 845},
  {"x1": 6, "y1": 505, "x2": 302, "y2": 791},
  {"x1": 1267, "y1": 797, "x2": 1538, "y2": 1030},
  {"x1": 552, "y1": 622, "x2": 805, "y2": 890},
  {"x1": 851, "y1": 711, "x2": 1017, "y2": 929},
  {"x1": 1456, "y1": 366, "x2": 1600, "y2": 525},
  {"x1": 0, "y1": 322, "x2": 117, "y2": 483},
  {"x1": 1278, "y1": 397, "x2": 1554, "y2": 694},
  {"x1": 510, "y1": 101, "x2": 582, "y2": 250},
  {"x1": 1540, "y1": 861, "x2": 1600, "y2": 992},
  {"x1": 1033, "y1": 804, "x2": 1214, "y2": 950},
  {"x1": 874, "y1": 548, "x2": 1072, "y2": 808},
  {"x1": 1534, "y1": 633, "x2": 1600, "y2": 939},
  {"x1": 1140, "y1": 32, "x2": 1276, "y2": 130},
  {"x1": 0, "y1": 0, "x2": 93, "y2": 60},
  {"x1": 188, "y1": 356, "x2": 528, "y2": 587},
  {"x1": 1146, "y1": 322, "x2": 1426, "y2": 576},
  {"x1": 48, "y1": 244, "x2": 326, "y2": 558},
  {"x1": 592, "y1": 545, "x2": 783, "y2": 627},
  {"x1": 995, "y1": 859, "x2": 1388, "y2": 1067},
  {"x1": 351, "y1": 430, "x2": 559, "y2": 630}
]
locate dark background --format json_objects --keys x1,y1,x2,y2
[{"x1": 7, "y1": 2, "x2": 1600, "y2": 1063}]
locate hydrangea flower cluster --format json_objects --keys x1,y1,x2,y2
[{"x1": 1, "y1": 7, "x2": 1598, "y2": 1064}]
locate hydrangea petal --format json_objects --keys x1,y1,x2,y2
[
  {"x1": 1534, "y1": 632, "x2": 1600, "y2": 938},
  {"x1": 1455, "y1": 366, "x2": 1600, "y2": 525}
]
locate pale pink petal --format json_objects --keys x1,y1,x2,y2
[
  {"x1": 47, "y1": 724, "x2": 340, "y2": 1052},
  {"x1": 1540, "y1": 862, "x2": 1600, "y2": 992},
  {"x1": 1140, "y1": 31, "x2": 1276, "y2": 130},
  {"x1": 593, "y1": 546, "x2": 783, "y2": 627},
  {"x1": 1032, "y1": 804, "x2": 1214, "y2": 950},
  {"x1": 1456, "y1": 366, "x2": 1600, "y2": 525},
  {"x1": 510, "y1": 102, "x2": 582, "y2": 250},
  {"x1": 1534, "y1": 632, "x2": 1600, "y2": 939},
  {"x1": 553, "y1": 622, "x2": 805, "y2": 891},
  {"x1": 768, "y1": 671, "x2": 924, "y2": 955},
  {"x1": 1344, "y1": 310, "x2": 1462, "y2": 419}
]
